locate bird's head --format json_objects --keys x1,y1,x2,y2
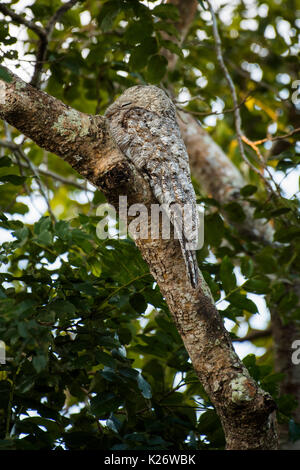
[{"x1": 105, "y1": 85, "x2": 176, "y2": 119}]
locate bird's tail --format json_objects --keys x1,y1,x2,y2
[
  {"x1": 170, "y1": 203, "x2": 200, "y2": 289},
  {"x1": 179, "y1": 236, "x2": 199, "y2": 289}
]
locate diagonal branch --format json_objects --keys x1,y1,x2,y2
[
  {"x1": 0, "y1": 1, "x2": 79, "y2": 88},
  {"x1": 0, "y1": 140, "x2": 91, "y2": 191},
  {"x1": 0, "y1": 4, "x2": 46, "y2": 39},
  {"x1": 20, "y1": 148, "x2": 56, "y2": 221}
]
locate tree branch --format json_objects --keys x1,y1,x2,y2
[
  {"x1": 0, "y1": 139, "x2": 93, "y2": 191},
  {"x1": 0, "y1": 67, "x2": 105, "y2": 182},
  {"x1": 0, "y1": 67, "x2": 278, "y2": 449},
  {"x1": 233, "y1": 329, "x2": 272, "y2": 343},
  {"x1": 0, "y1": 2, "x2": 79, "y2": 88},
  {"x1": 31, "y1": 0, "x2": 79, "y2": 88},
  {"x1": 0, "y1": 4, "x2": 46, "y2": 39},
  {"x1": 3, "y1": 141, "x2": 56, "y2": 221},
  {"x1": 206, "y1": 1, "x2": 277, "y2": 196}
]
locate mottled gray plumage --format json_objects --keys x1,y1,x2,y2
[{"x1": 105, "y1": 85, "x2": 199, "y2": 288}]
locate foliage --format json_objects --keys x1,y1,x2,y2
[{"x1": 0, "y1": 0, "x2": 299, "y2": 450}]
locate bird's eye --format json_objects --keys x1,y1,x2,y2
[{"x1": 121, "y1": 102, "x2": 132, "y2": 107}]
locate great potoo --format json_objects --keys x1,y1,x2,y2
[{"x1": 105, "y1": 85, "x2": 200, "y2": 288}]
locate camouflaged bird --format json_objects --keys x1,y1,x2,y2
[{"x1": 105, "y1": 85, "x2": 200, "y2": 288}]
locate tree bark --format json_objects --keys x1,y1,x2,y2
[
  {"x1": 0, "y1": 68, "x2": 278, "y2": 449},
  {"x1": 164, "y1": 0, "x2": 300, "y2": 448}
]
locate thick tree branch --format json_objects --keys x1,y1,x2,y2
[
  {"x1": 0, "y1": 67, "x2": 106, "y2": 183},
  {"x1": 0, "y1": 68, "x2": 278, "y2": 449}
]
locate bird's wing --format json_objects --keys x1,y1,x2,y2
[{"x1": 110, "y1": 106, "x2": 200, "y2": 287}]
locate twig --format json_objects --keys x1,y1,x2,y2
[
  {"x1": 252, "y1": 127, "x2": 300, "y2": 146},
  {"x1": 242, "y1": 135, "x2": 266, "y2": 164},
  {"x1": 46, "y1": 0, "x2": 78, "y2": 35},
  {"x1": 18, "y1": 148, "x2": 56, "y2": 221},
  {"x1": 0, "y1": 140, "x2": 91, "y2": 191},
  {"x1": 242, "y1": 135, "x2": 283, "y2": 195},
  {"x1": 177, "y1": 90, "x2": 253, "y2": 117},
  {"x1": 0, "y1": 4, "x2": 46, "y2": 39},
  {"x1": 30, "y1": 165, "x2": 93, "y2": 192},
  {"x1": 31, "y1": 0, "x2": 78, "y2": 88},
  {"x1": 0, "y1": 140, "x2": 56, "y2": 221},
  {"x1": 233, "y1": 328, "x2": 272, "y2": 343},
  {"x1": 206, "y1": 1, "x2": 275, "y2": 194},
  {"x1": 225, "y1": 58, "x2": 279, "y2": 95}
]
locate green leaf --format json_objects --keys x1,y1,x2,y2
[
  {"x1": 152, "y1": 4, "x2": 179, "y2": 20},
  {"x1": 270, "y1": 207, "x2": 291, "y2": 217},
  {"x1": 223, "y1": 201, "x2": 246, "y2": 222},
  {"x1": 146, "y1": 54, "x2": 168, "y2": 83},
  {"x1": 130, "y1": 293, "x2": 147, "y2": 313},
  {"x1": 0, "y1": 174, "x2": 27, "y2": 185},
  {"x1": 55, "y1": 220, "x2": 70, "y2": 240},
  {"x1": 99, "y1": 0, "x2": 121, "y2": 32},
  {"x1": 34, "y1": 217, "x2": 51, "y2": 235},
  {"x1": 37, "y1": 230, "x2": 52, "y2": 245},
  {"x1": 153, "y1": 21, "x2": 180, "y2": 39},
  {"x1": 32, "y1": 354, "x2": 48, "y2": 373},
  {"x1": 14, "y1": 226, "x2": 29, "y2": 242},
  {"x1": 274, "y1": 226, "x2": 300, "y2": 243},
  {"x1": 242, "y1": 354, "x2": 260, "y2": 381},
  {"x1": 240, "y1": 184, "x2": 257, "y2": 197},
  {"x1": 0, "y1": 156, "x2": 12, "y2": 168},
  {"x1": 49, "y1": 299, "x2": 76, "y2": 315},
  {"x1": 125, "y1": 21, "x2": 153, "y2": 44},
  {"x1": 220, "y1": 256, "x2": 236, "y2": 294},
  {"x1": 90, "y1": 392, "x2": 122, "y2": 417},
  {"x1": 0, "y1": 65, "x2": 12, "y2": 83},
  {"x1": 107, "y1": 413, "x2": 122, "y2": 433},
  {"x1": 205, "y1": 213, "x2": 224, "y2": 247},
  {"x1": 241, "y1": 257, "x2": 254, "y2": 278},
  {"x1": 95, "y1": 351, "x2": 116, "y2": 368},
  {"x1": 159, "y1": 39, "x2": 183, "y2": 58},
  {"x1": 228, "y1": 293, "x2": 258, "y2": 314},
  {"x1": 129, "y1": 38, "x2": 158, "y2": 70},
  {"x1": 137, "y1": 374, "x2": 152, "y2": 399},
  {"x1": 244, "y1": 277, "x2": 270, "y2": 294}
]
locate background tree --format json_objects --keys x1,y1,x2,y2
[{"x1": 0, "y1": 0, "x2": 299, "y2": 450}]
